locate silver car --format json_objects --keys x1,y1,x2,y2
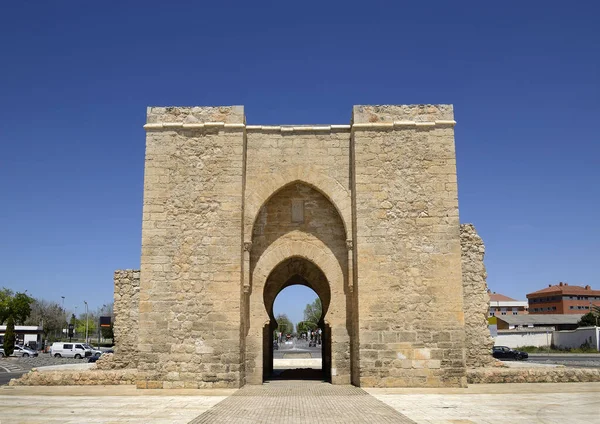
[{"x1": 0, "y1": 345, "x2": 38, "y2": 357}]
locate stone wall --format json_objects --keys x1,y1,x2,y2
[
  {"x1": 352, "y1": 105, "x2": 467, "y2": 387},
  {"x1": 98, "y1": 270, "x2": 140, "y2": 370},
  {"x1": 138, "y1": 107, "x2": 246, "y2": 388},
  {"x1": 132, "y1": 104, "x2": 469, "y2": 389},
  {"x1": 467, "y1": 367, "x2": 600, "y2": 384},
  {"x1": 10, "y1": 368, "x2": 138, "y2": 386},
  {"x1": 245, "y1": 181, "x2": 351, "y2": 384},
  {"x1": 460, "y1": 224, "x2": 497, "y2": 368}
]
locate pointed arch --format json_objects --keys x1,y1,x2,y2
[{"x1": 244, "y1": 165, "x2": 352, "y2": 240}]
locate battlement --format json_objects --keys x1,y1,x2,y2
[{"x1": 144, "y1": 104, "x2": 455, "y2": 131}]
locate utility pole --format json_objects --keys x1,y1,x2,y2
[
  {"x1": 84, "y1": 301, "x2": 89, "y2": 344},
  {"x1": 61, "y1": 296, "x2": 65, "y2": 340}
]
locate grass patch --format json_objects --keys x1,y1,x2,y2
[{"x1": 517, "y1": 345, "x2": 599, "y2": 354}]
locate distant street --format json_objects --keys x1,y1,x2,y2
[
  {"x1": 273, "y1": 338, "x2": 322, "y2": 359},
  {"x1": 527, "y1": 353, "x2": 600, "y2": 368}
]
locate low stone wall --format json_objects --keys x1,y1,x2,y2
[
  {"x1": 9, "y1": 368, "x2": 138, "y2": 386},
  {"x1": 97, "y1": 270, "x2": 140, "y2": 370},
  {"x1": 467, "y1": 367, "x2": 600, "y2": 384},
  {"x1": 460, "y1": 224, "x2": 497, "y2": 368}
]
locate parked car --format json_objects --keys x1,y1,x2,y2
[
  {"x1": 83, "y1": 344, "x2": 103, "y2": 357},
  {"x1": 87, "y1": 348, "x2": 114, "y2": 363},
  {"x1": 0, "y1": 345, "x2": 38, "y2": 357},
  {"x1": 492, "y1": 346, "x2": 528, "y2": 361},
  {"x1": 50, "y1": 342, "x2": 91, "y2": 359},
  {"x1": 273, "y1": 340, "x2": 279, "y2": 350}
]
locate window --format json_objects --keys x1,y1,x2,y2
[
  {"x1": 64, "y1": 344, "x2": 73, "y2": 349},
  {"x1": 291, "y1": 199, "x2": 304, "y2": 223},
  {"x1": 512, "y1": 307, "x2": 518, "y2": 315}
]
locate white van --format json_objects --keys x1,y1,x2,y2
[{"x1": 50, "y1": 342, "x2": 91, "y2": 359}]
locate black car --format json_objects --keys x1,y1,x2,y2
[{"x1": 492, "y1": 346, "x2": 528, "y2": 360}]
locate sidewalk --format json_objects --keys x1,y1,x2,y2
[{"x1": 1, "y1": 382, "x2": 599, "y2": 423}]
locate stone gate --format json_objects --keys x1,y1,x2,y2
[{"x1": 110, "y1": 104, "x2": 495, "y2": 389}]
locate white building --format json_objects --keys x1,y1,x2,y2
[{"x1": 0, "y1": 325, "x2": 43, "y2": 350}]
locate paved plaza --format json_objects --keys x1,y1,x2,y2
[{"x1": 1, "y1": 381, "x2": 599, "y2": 423}]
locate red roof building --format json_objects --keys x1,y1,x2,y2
[{"x1": 526, "y1": 282, "x2": 600, "y2": 314}]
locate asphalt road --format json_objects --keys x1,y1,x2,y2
[
  {"x1": 527, "y1": 353, "x2": 600, "y2": 368},
  {"x1": 0, "y1": 371, "x2": 26, "y2": 386},
  {"x1": 273, "y1": 339, "x2": 322, "y2": 359}
]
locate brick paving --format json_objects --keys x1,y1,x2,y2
[{"x1": 189, "y1": 380, "x2": 415, "y2": 424}]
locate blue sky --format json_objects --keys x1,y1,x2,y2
[{"x1": 1, "y1": 1, "x2": 598, "y2": 325}]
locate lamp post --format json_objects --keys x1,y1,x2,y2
[
  {"x1": 61, "y1": 296, "x2": 65, "y2": 340},
  {"x1": 84, "y1": 301, "x2": 89, "y2": 344}
]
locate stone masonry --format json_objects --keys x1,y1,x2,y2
[
  {"x1": 97, "y1": 270, "x2": 140, "y2": 370},
  {"x1": 113, "y1": 105, "x2": 476, "y2": 389},
  {"x1": 460, "y1": 224, "x2": 497, "y2": 368}
]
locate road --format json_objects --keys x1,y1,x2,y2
[
  {"x1": 273, "y1": 338, "x2": 322, "y2": 359},
  {"x1": 527, "y1": 353, "x2": 600, "y2": 368},
  {"x1": 0, "y1": 371, "x2": 26, "y2": 386}
]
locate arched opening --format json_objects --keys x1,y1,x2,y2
[
  {"x1": 262, "y1": 257, "x2": 332, "y2": 381},
  {"x1": 244, "y1": 181, "x2": 356, "y2": 385},
  {"x1": 271, "y1": 286, "x2": 325, "y2": 380}
]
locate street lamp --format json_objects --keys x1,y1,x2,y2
[
  {"x1": 84, "y1": 301, "x2": 89, "y2": 344},
  {"x1": 61, "y1": 296, "x2": 66, "y2": 340}
]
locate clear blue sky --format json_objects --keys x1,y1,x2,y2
[{"x1": 1, "y1": 1, "x2": 598, "y2": 324}]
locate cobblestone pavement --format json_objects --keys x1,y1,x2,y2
[
  {"x1": 189, "y1": 380, "x2": 415, "y2": 424},
  {"x1": 0, "y1": 382, "x2": 599, "y2": 423}
]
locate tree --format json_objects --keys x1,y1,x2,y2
[
  {"x1": 578, "y1": 312, "x2": 598, "y2": 327},
  {"x1": 275, "y1": 314, "x2": 293, "y2": 335},
  {"x1": 24, "y1": 298, "x2": 65, "y2": 343},
  {"x1": 4, "y1": 316, "x2": 16, "y2": 356},
  {"x1": 303, "y1": 297, "x2": 322, "y2": 325},
  {"x1": 0, "y1": 288, "x2": 34, "y2": 325},
  {"x1": 296, "y1": 320, "x2": 317, "y2": 334}
]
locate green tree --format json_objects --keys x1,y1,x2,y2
[
  {"x1": 303, "y1": 297, "x2": 322, "y2": 325},
  {"x1": 577, "y1": 312, "x2": 598, "y2": 327},
  {"x1": 75, "y1": 312, "x2": 97, "y2": 338},
  {"x1": 0, "y1": 288, "x2": 34, "y2": 325},
  {"x1": 4, "y1": 316, "x2": 16, "y2": 356},
  {"x1": 296, "y1": 320, "x2": 317, "y2": 334},
  {"x1": 275, "y1": 313, "x2": 293, "y2": 335},
  {"x1": 24, "y1": 299, "x2": 65, "y2": 343}
]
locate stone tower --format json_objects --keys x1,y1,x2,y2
[{"x1": 133, "y1": 104, "x2": 467, "y2": 388}]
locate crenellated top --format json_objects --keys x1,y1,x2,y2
[{"x1": 144, "y1": 104, "x2": 456, "y2": 132}]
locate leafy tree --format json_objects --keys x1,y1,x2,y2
[
  {"x1": 275, "y1": 313, "x2": 293, "y2": 335},
  {"x1": 577, "y1": 312, "x2": 598, "y2": 327},
  {"x1": 303, "y1": 297, "x2": 322, "y2": 325},
  {"x1": 24, "y1": 299, "x2": 65, "y2": 343},
  {"x1": 75, "y1": 312, "x2": 97, "y2": 338},
  {"x1": 4, "y1": 316, "x2": 15, "y2": 356},
  {"x1": 0, "y1": 288, "x2": 33, "y2": 325},
  {"x1": 296, "y1": 320, "x2": 317, "y2": 334}
]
